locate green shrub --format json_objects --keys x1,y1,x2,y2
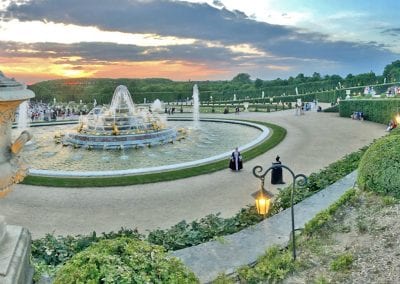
[
  {"x1": 147, "y1": 208, "x2": 264, "y2": 251},
  {"x1": 53, "y1": 237, "x2": 198, "y2": 283},
  {"x1": 237, "y1": 245, "x2": 295, "y2": 282},
  {"x1": 212, "y1": 273, "x2": 235, "y2": 284},
  {"x1": 32, "y1": 228, "x2": 142, "y2": 267},
  {"x1": 330, "y1": 253, "x2": 354, "y2": 271},
  {"x1": 323, "y1": 104, "x2": 339, "y2": 112},
  {"x1": 270, "y1": 147, "x2": 366, "y2": 215},
  {"x1": 357, "y1": 134, "x2": 400, "y2": 198}
]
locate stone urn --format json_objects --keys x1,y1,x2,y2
[{"x1": 0, "y1": 71, "x2": 35, "y2": 283}]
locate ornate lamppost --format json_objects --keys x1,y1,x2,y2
[{"x1": 252, "y1": 163, "x2": 307, "y2": 260}]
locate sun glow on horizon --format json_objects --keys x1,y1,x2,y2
[{"x1": 0, "y1": 56, "x2": 229, "y2": 84}]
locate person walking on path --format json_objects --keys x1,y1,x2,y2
[{"x1": 229, "y1": 147, "x2": 243, "y2": 171}]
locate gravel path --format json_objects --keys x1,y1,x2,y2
[{"x1": 0, "y1": 109, "x2": 386, "y2": 238}]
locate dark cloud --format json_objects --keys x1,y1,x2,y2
[
  {"x1": 0, "y1": 40, "x2": 248, "y2": 66},
  {"x1": 1, "y1": 0, "x2": 398, "y2": 78},
  {"x1": 381, "y1": 28, "x2": 400, "y2": 37},
  {"x1": 2, "y1": 0, "x2": 295, "y2": 43}
]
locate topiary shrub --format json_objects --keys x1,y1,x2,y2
[
  {"x1": 53, "y1": 237, "x2": 198, "y2": 283},
  {"x1": 358, "y1": 134, "x2": 400, "y2": 198}
]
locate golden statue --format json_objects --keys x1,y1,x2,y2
[{"x1": 112, "y1": 123, "x2": 120, "y2": 135}]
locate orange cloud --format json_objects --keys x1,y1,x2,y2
[{"x1": 0, "y1": 57, "x2": 229, "y2": 84}]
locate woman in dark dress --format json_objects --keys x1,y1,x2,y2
[{"x1": 229, "y1": 147, "x2": 243, "y2": 171}]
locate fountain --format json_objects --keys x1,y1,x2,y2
[
  {"x1": 192, "y1": 84, "x2": 200, "y2": 127},
  {"x1": 17, "y1": 100, "x2": 30, "y2": 131},
  {"x1": 0, "y1": 71, "x2": 34, "y2": 283},
  {"x1": 151, "y1": 99, "x2": 163, "y2": 112},
  {"x1": 63, "y1": 85, "x2": 177, "y2": 149}
]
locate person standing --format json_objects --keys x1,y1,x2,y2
[{"x1": 229, "y1": 147, "x2": 243, "y2": 171}]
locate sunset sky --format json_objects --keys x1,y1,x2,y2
[{"x1": 0, "y1": 0, "x2": 399, "y2": 84}]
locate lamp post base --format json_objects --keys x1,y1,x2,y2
[{"x1": 0, "y1": 217, "x2": 33, "y2": 284}]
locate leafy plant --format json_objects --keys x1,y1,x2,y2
[
  {"x1": 53, "y1": 237, "x2": 199, "y2": 283},
  {"x1": 313, "y1": 274, "x2": 330, "y2": 284},
  {"x1": 330, "y1": 253, "x2": 354, "y2": 271},
  {"x1": 270, "y1": 147, "x2": 366, "y2": 216},
  {"x1": 31, "y1": 228, "x2": 143, "y2": 279},
  {"x1": 212, "y1": 273, "x2": 236, "y2": 284},
  {"x1": 147, "y1": 208, "x2": 264, "y2": 251},
  {"x1": 237, "y1": 245, "x2": 296, "y2": 282}
]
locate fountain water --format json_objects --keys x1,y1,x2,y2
[
  {"x1": 17, "y1": 100, "x2": 29, "y2": 131},
  {"x1": 233, "y1": 94, "x2": 237, "y2": 101},
  {"x1": 192, "y1": 84, "x2": 200, "y2": 126},
  {"x1": 151, "y1": 99, "x2": 163, "y2": 112},
  {"x1": 63, "y1": 85, "x2": 177, "y2": 149}
]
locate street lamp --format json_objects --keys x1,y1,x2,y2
[
  {"x1": 252, "y1": 163, "x2": 307, "y2": 260},
  {"x1": 253, "y1": 178, "x2": 273, "y2": 215},
  {"x1": 395, "y1": 110, "x2": 400, "y2": 125}
]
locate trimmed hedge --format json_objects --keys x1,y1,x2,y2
[
  {"x1": 323, "y1": 104, "x2": 339, "y2": 113},
  {"x1": 316, "y1": 90, "x2": 345, "y2": 103},
  {"x1": 357, "y1": 133, "x2": 400, "y2": 198},
  {"x1": 339, "y1": 99, "x2": 400, "y2": 124},
  {"x1": 53, "y1": 238, "x2": 199, "y2": 283}
]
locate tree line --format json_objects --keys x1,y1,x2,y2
[{"x1": 28, "y1": 60, "x2": 400, "y2": 104}]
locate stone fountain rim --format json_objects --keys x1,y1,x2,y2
[
  {"x1": 0, "y1": 89, "x2": 35, "y2": 102},
  {"x1": 27, "y1": 118, "x2": 270, "y2": 178}
]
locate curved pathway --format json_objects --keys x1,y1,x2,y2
[{"x1": 0, "y1": 109, "x2": 386, "y2": 238}]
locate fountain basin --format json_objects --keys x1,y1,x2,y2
[
  {"x1": 25, "y1": 119, "x2": 269, "y2": 177},
  {"x1": 64, "y1": 128, "x2": 177, "y2": 149}
]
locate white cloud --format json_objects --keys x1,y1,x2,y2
[
  {"x1": 0, "y1": 0, "x2": 30, "y2": 12},
  {"x1": 0, "y1": 19, "x2": 197, "y2": 46}
]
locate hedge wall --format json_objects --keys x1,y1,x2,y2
[
  {"x1": 339, "y1": 99, "x2": 400, "y2": 124},
  {"x1": 357, "y1": 132, "x2": 400, "y2": 198}
]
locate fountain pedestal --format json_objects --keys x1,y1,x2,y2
[
  {"x1": 0, "y1": 71, "x2": 35, "y2": 283},
  {"x1": 0, "y1": 217, "x2": 33, "y2": 284}
]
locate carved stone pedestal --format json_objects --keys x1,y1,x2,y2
[{"x1": 0, "y1": 216, "x2": 33, "y2": 284}]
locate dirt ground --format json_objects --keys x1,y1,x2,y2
[{"x1": 285, "y1": 191, "x2": 400, "y2": 283}]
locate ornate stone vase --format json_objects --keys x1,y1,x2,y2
[{"x1": 0, "y1": 71, "x2": 35, "y2": 283}]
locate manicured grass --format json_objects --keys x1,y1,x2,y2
[{"x1": 22, "y1": 120, "x2": 286, "y2": 187}]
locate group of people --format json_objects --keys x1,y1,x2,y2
[
  {"x1": 16, "y1": 101, "x2": 83, "y2": 123},
  {"x1": 386, "y1": 119, "x2": 398, "y2": 132},
  {"x1": 351, "y1": 111, "x2": 364, "y2": 121},
  {"x1": 164, "y1": 107, "x2": 176, "y2": 115}
]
